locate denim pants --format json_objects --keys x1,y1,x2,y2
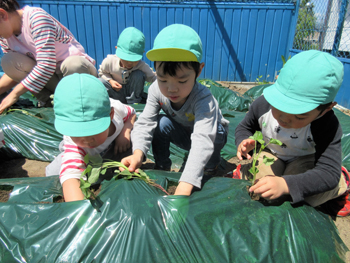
[
  {"x1": 99, "y1": 70, "x2": 146, "y2": 104},
  {"x1": 151, "y1": 114, "x2": 227, "y2": 170}
]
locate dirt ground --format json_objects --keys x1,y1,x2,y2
[{"x1": 0, "y1": 81, "x2": 349, "y2": 261}]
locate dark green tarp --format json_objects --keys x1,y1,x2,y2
[
  {"x1": 0, "y1": 80, "x2": 349, "y2": 262},
  {"x1": 0, "y1": 172, "x2": 348, "y2": 262}
]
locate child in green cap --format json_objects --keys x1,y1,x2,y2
[
  {"x1": 46, "y1": 73, "x2": 136, "y2": 202},
  {"x1": 98, "y1": 27, "x2": 156, "y2": 104},
  {"x1": 121, "y1": 24, "x2": 229, "y2": 196},
  {"x1": 235, "y1": 50, "x2": 350, "y2": 216}
]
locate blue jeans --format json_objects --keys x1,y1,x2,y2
[
  {"x1": 99, "y1": 70, "x2": 146, "y2": 104},
  {"x1": 152, "y1": 114, "x2": 227, "y2": 170}
]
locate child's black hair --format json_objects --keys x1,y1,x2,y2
[
  {"x1": 0, "y1": 0, "x2": 20, "y2": 12},
  {"x1": 317, "y1": 102, "x2": 333, "y2": 113},
  {"x1": 154, "y1": 61, "x2": 201, "y2": 78}
]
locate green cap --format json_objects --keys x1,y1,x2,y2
[
  {"x1": 54, "y1": 73, "x2": 111, "y2": 137},
  {"x1": 263, "y1": 50, "x2": 344, "y2": 114},
  {"x1": 116, "y1": 27, "x2": 145, "y2": 62},
  {"x1": 146, "y1": 24, "x2": 202, "y2": 62}
]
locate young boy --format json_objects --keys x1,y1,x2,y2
[
  {"x1": 98, "y1": 27, "x2": 156, "y2": 104},
  {"x1": 45, "y1": 73, "x2": 136, "y2": 202},
  {"x1": 121, "y1": 24, "x2": 229, "y2": 196},
  {"x1": 235, "y1": 50, "x2": 350, "y2": 215}
]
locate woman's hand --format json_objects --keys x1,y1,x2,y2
[{"x1": 0, "y1": 83, "x2": 28, "y2": 114}]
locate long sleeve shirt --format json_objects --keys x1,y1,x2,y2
[
  {"x1": 98, "y1": 55, "x2": 156, "y2": 84},
  {"x1": 59, "y1": 100, "x2": 135, "y2": 185},
  {"x1": 131, "y1": 80, "x2": 229, "y2": 188},
  {"x1": 235, "y1": 95, "x2": 343, "y2": 204},
  {"x1": 0, "y1": 6, "x2": 94, "y2": 94}
]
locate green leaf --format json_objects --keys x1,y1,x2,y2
[
  {"x1": 88, "y1": 154, "x2": 103, "y2": 165},
  {"x1": 269, "y1": 138, "x2": 283, "y2": 146},
  {"x1": 82, "y1": 165, "x2": 92, "y2": 176},
  {"x1": 81, "y1": 181, "x2": 91, "y2": 189},
  {"x1": 88, "y1": 167, "x2": 101, "y2": 184},
  {"x1": 100, "y1": 168, "x2": 108, "y2": 175},
  {"x1": 249, "y1": 166, "x2": 259, "y2": 176},
  {"x1": 263, "y1": 155, "x2": 275, "y2": 166},
  {"x1": 119, "y1": 169, "x2": 133, "y2": 176}
]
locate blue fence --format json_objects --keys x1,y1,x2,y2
[{"x1": 12, "y1": 0, "x2": 298, "y2": 83}]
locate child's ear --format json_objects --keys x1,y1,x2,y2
[
  {"x1": 197, "y1": 62, "x2": 205, "y2": 77},
  {"x1": 320, "y1": 102, "x2": 337, "y2": 117},
  {"x1": 110, "y1": 107, "x2": 114, "y2": 120},
  {"x1": 0, "y1": 9, "x2": 9, "y2": 21}
]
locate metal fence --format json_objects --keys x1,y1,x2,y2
[{"x1": 293, "y1": 0, "x2": 350, "y2": 58}]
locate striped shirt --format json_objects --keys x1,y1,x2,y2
[
  {"x1": 59, "y1": 100, "x2": 135, "y2": 185},
  {"x1": 0, "y1": 6, "x2": 94, "y2": 93}
]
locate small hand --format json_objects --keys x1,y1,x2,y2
[
  {"x1": 237, "y1": 139, "x2": 256, "y2": 160},
  {"x1": 249, "y1": 175, "x2": 289, "y2": 200},
  {"x1": 120, "y1": 150, "x2": 143, "y2": 173},
  {"x1": 109, "y1": 79, "x2": 122, "y2": 91},
  {"x1": 114, "y1": 132, "x2": 131, "y2": 154},
  {"x1": 174, "y1": 182, "x2": 194, "y2": 196}
]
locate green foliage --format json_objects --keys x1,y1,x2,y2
[
  {"x1": 80, "y1": 154, "x2": 168, "y2": 199},
  {"x1": 293, "y1": 0, "x2": 319, "y2": 50},
  {"x1": 248, "y1": 131, "x2": 282, "y2": 185},
  {"x1": 255, "y1": 75, "x2": 270, "y2": 85}
]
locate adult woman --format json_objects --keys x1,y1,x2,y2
[{"x1": 0, "y1": 0, "x2": 97, "y2": 112}]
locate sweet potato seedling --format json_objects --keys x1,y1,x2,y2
[
  {"x1": 248, "y1": 131, "x2": 282, "y2": 186},
  {"x1": 80, "y1": 154, "x2": 169, "y2": 200}
]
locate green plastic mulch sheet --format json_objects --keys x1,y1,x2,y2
[
  {"x1": 0, "y1": 171, "x2": 348, "y2": 262},
  {"x1": 0, "y1": 80, "x2": 349, "y2": 261}
]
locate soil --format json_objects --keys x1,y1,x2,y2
[{"x1": 0, "y1": 81, "x2": 349, "y2": 261}]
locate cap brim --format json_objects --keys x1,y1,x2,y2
[
  {"x1": 146, "y1": 48, "x2": 199, "y2": 62},
  {"x1": 116, "y1": 49, "x2": 143, "y2": 62},
  {"x1": 263, "y1": 83, "x2": 319, "y2": 114},
  {"x1": 55, "y1": 116, "x2": 111, "y2": 137}
]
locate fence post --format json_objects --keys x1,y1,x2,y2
[{"x1": 331, "y1": 0, "x2": 349, "y2": 56}]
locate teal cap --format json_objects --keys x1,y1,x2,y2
[
  {"x1": 146, "y1": 24, "x2": 202, "y2": 62},
  {"x1": 116, "y1": 27, "x2": 145, "y2": 62},
  {"x1": 54, "y1": 73, "x2": 111, "y2": 137},
  {"x1": 263, "y1": 50, "x2": 344, "y2": 114}
]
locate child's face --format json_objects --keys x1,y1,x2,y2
[
  {"x1": 156, "y1": 63, "x2": 203, "y2": 109},
  {"x1": 120, "y1": 59, "x2": 139, "y2": 70},
  {"x1": 71, "y1": 128, "x2": 110, "y2": 148},
  {"x1": 271, "y1": 105, "x2": 332, "y2": 129}
]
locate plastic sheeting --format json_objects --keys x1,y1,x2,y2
[
  {"x1": 0, "y1": 108, "x2": 62, "y2": 161},
  {"x1": 0, "y1": 171, "x2": 348, "y2": 262}
]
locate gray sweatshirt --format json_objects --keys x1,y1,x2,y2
[{"x1": 132, "y1": 81, "x2": 229, "y2": 188}]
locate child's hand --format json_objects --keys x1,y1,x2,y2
[
  {"x1": 237, "y1": 139, "x2": 256, "y2": 160},
  {"x1": 109, "y1": 79, "x2": 122, "y2": 91},
  {"x1": 249, "y1": 175, "x2": 289, "y2": 200},
  {"x1": 120, "y1": 149, "x2": 144, "y2": 172},
  {"x1": 174, "y1": 182, "x2": 194, "y2": 196},
  {"x1": 114, "y1": 132, "x2": 131, "y2": 154}
]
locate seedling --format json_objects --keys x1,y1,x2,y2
[
  {"x1": 80, "y1": 154, "x2": 169, "y2": 200},
  {"x1": 248, "y1": 131, "x2": 282, "y2": 186}
]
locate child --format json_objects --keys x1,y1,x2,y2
[
  {"x1": 98, "y1": 27, "x2": 156, "y2": 104},
  {"x1": 0, "y1": 0, "x2": 97, "y2": 113},
  {"x1": 45, "y1": 73, "x2": 136, "y2": 202},
  {"x1": 121, "y1": 24, "x2": 229, "y2": 196},
  {"x1": 235, "y1": 50, "x2": 350, "y2": 215}
]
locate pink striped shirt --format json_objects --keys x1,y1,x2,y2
[
  {"x1": 0, "y1": 6, "x2": 95, "y2": 93},
  {"x1": 59, "y1": 100, "x2": 135, "y2": 185}
]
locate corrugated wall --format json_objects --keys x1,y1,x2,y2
[{"x1": 17, "y1": 0, "x2": 297, "y2": 82}]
